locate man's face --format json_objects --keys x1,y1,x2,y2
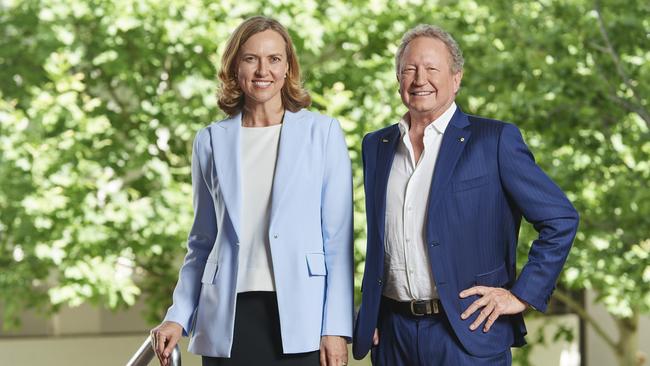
[{"x1": 398, "y1": 36, "x2": 463, "y2": 120}]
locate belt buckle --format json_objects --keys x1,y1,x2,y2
[
  {"x1": 409, "y1": 299, "x2": 439, "y2": 316},
  {"x1": 410, "y1": 300, "x2": 427, "y2": 316}
]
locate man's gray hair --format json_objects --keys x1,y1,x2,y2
[{"x1": 395, "y1": 24, "x2": 464, "y2": 74}]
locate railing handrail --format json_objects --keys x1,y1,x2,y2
[{"x1": 126, "y1": 335, "x2": 181, "y2": 366}]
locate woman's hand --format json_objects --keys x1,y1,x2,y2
[
  {"x1": 150, "y1": 321, "x2": 183, "y2": 366},
  {"x1": 319, "y1": 335, "x2": 348, "y2": 366}
]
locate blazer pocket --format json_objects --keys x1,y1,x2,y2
[
  {"x1": 306, "y1": 252, "x2": 327, "y2": 276},
  {"x1": 201, "y1": 261, "x2": 219, "y2": 284},
  {"x1": 475, "y1": 263, "x2": 508, "y2": 287},
  {"x1": 452, "y1": 175, "x2": 488, "y2": 193}
]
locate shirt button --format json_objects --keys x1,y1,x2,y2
[
  {"x1": 406, "y1": 238, "x2": 410, "y2": 243},
  {"x1": 407, "y1": 206, "x2": 413, "y2": 211},
  {"x1": 273, "y1": 234, "x2": 278, "y2": 239}
]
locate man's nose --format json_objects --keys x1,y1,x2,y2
[{"x1": 414, "y1": 68, "x2": 427, "y2": 85}]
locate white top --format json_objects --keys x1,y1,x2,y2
[
  {"x1": 237, "y1": 124, "x2": 282, "y2": 292},
  {"x1": 383, "y1": 102, "x2": 457, "y2": 301}
]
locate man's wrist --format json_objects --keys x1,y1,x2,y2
[{"x1": 512, "y1": 292, "x2": 533, "y2": 310}]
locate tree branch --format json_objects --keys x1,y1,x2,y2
[
  {"x1": 590, "y1": 57, "x2": 650, "y2": 127},
  {"x1": 593, "y1": 0, "x2": 650, "y2": 128},
  {"x1": 106, "y1": 82, "x2": 130, "y2": 115},
  {"x1": 552, "y1": 289, "x2": 617, "y2": 350},
  {"x1": 593, "y1": 1, "x2": 637, "y2": 97},
  {"x1": 604, "y1": 93, "x2": 650, "y2": 125}
]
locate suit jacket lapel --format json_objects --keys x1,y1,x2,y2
[
  {"x1": 374, "y1": 125, "x2": 400, "y2": 246},
  {"x1": 426, "y1": 108, "x2": 471, "y2": 232},
  {"x1": 211, "y1": 113, "x2": 242, "y2": 241},
  {"x1": 270, "y1": 109, "x2": 305, "y2": 221}
]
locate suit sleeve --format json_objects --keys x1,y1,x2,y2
[
  {"x1": 164, "y1": 128, "x2": 217, "y2": 335},
  {"x1": 498, "y1": 123, "x2": 579, "y2": 313},
  {"x1": 320, "y1": 119, "x2": 354, "y2": 339}
]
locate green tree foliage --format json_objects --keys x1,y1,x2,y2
[{"x1": 1, "y1": 0, "x2": 648, "y2": 364}]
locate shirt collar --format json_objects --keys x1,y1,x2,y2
[{"x1": 398, "y1": 102, "x2": 457, "y2": 136}]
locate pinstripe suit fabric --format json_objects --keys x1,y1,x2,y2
[
  {"x1": 371, "y1": 307, "x2": 511, "y2": 366},
  {"x1": 353, "y1": 108, "x2": 579, "y2": 362}
]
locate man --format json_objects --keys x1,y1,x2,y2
[{"x1": 352, "y1": 24, "x2": 579, "y2": 365}]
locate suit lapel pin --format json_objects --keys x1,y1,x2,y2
[{"x1": 458, "y1": 137, "x2": 465, "y2": 142}]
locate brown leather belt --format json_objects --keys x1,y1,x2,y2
[{"x1": 383, "y1": 296, "x2": 443, "y2": 317}]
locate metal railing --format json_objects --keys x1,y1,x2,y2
[{"x1": 126, "y1": 335, "x2": 181, "y2": 366}]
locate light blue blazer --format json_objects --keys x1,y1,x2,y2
[{"x1": 164, "y1": 109, "x2": 354, "y2": 357}]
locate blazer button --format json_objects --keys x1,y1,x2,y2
[{"x1": 377, "y1": 279, "x2": 382, "y2": 286}]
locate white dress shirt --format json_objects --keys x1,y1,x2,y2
[
  {"x1": 237, "y1": 124, "x2": 282, "y2": 292},
  {"x1": 383, "y1": 102, "x2": 457, "y2": 301}
]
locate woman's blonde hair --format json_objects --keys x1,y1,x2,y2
[{"x1": 217, "y1": 16, "x2": 311, "y2": 116}]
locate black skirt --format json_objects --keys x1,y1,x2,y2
[{"x1": 202, "y1": 291, "x2": 320, "y2": 366}]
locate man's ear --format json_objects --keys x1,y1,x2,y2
[{"x1": 453, "y1": 70, "x2": 464, "y2": 94}]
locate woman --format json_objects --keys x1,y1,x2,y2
[{"x1": 150, "y1": 16, "x2": 353, "y2": 366}]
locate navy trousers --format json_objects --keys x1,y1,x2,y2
[{"x1": 371, "y1": 300, "x2": 511, "y2": 366}]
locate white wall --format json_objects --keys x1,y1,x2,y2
[{"x1": 585, "y1": 292, "x2": 650, "y2": 366}]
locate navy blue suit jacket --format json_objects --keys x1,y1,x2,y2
[{"x1": 352, "y1": 108, "x2": 579, "y2": 359}]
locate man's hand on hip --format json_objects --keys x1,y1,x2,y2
[{"x1": 459, "y1": 286, "x2": 528, "y2": 332}]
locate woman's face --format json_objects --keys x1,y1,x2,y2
[{"x1": 237, "y1": 29, "x2": 289, "y2": 109}]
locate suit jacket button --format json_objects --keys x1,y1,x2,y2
[{"x1": 378, "y1": 279, "x2": 382, "y2": 285}]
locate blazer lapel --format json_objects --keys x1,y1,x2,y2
[
  {"x1": 374, "y1": 125, "x2": 400, "y2": 246},
  {"x1": 426, "y1": 109, "x2": 471, "y2": 228},
  {"x1": 211, "y1": 113, "x2": 242, "y2": 241},
  {"x1": 270, "y1": 109, "x2": 305, "y2": 221}
]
